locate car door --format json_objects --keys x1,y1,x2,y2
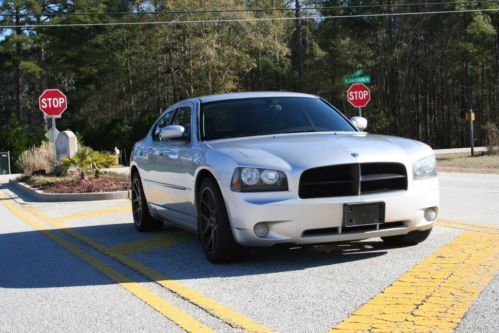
[
  {"x1": 141, "y1": 109, "x2": 176, "y2": 206},
  {"x1": 152, "y1": 104, "x2": 197, "y2": 226}
]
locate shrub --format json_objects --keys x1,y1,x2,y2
[
  {"x1": 16, "y1": 141, "x2": 54, "y2": 175},
  {"x1": 94, "y1": 151, "x2": 119, "y2": 168},
  {"x1": 60, "y1": 146, "x2": 118, "y2": 179},
  {"x1": 0, "y1": 117, "x2": 29, "y2": 172},
  {"x1": 483, "y1": 122, "x2": 499, "y2": 154}
]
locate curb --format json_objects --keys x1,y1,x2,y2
[
  {"x1": 9, "y1": 180, "x2": 130, "y2": 202},
  {"x1": 434, "y1": 147, "x2": 486, "y2": 155}
]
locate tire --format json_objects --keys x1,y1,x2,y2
[
  {"x1": 197, "y1": 177, "x2": 245, "y2": 263},
  {"x1": 131, "y1": 173, "x2": 163, "y2": 232},
  {"x1": 381, "y1": 227, "x2": 432, "y2": 246}
]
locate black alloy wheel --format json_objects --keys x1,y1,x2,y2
[
  {"x1": 199, "y1": 187, "x2": 218, "y2": 256},
  {"x1": 197, "y1": 177, "x2": 245, "y2": 263},
  {"x1": 131, "y1": 176, "x2": 143, "y2": 223},
  {"x1": 131, "y1": 173, "x2": 163, "y2": 231}
]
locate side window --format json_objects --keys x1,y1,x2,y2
[
  {"x1": 171, "y1": 106, "x2": 192, "y2": 140},
  {"x1": 153, "y1": 111, "x2": 174, "y2": 141}
]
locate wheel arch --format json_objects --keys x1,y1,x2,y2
[
  {"x1": 130, "y1": 165, "x2": 139, "y2": 179},
  {"x1": 194, "y1": 168, "x2": 219, "y2": 206}
]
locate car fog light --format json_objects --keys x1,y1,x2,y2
[
  {"x1": 254, "y1": 223, "x2": 269, "y2": 238},
  {"x1": 424, "y1": 207, "x2": 438, "y2": 221}
]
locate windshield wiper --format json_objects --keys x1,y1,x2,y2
[{"x1": 283, "y1": 128, "x2": 321, "y2": 134}]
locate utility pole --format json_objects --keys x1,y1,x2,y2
[
  {"x1": 468, "y1": 97, "x2": 475, "y2": 157},
  {"x1": 466, "y1": 62, "x2": 475, "y2": 156}
]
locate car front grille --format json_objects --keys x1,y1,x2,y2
[{"x1": 299, "y1": 163, "x2": 407, "y2": 199}]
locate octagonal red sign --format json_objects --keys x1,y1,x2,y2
[
  {"x1": 39, "y1": 89, "x2": 67, "y2": 118},
  {"x1": 347, "y1": 83, "x2": 371, "y2": 108}
]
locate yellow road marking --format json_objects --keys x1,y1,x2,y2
[
  {"x1": 22, "y1": 203, "x2": 272, "y2": 333},
  {"x1": 0, "y1": 193, "x2": 212, "y2": 333},
  {"x1": 330, "y1": 232, "x2": 499, "y2": 332},
  {"x1": 53, "y1": 206, "x2": 132, "y2": 223},
  {"x1": 112, "y1": 231, "x2": 192, "y2": 254},
  {"x1": 437, "y1": 218, "x2": 499, "y2": 234}
]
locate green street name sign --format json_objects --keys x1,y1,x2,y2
[
  {"x1": 343, "y1": 69, "x2": 371, "y2": 85},
  {"x1": 344, "y1": 76, "x2": 371, "y2": 84}
]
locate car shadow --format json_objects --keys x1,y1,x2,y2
[
  {"x1": 0, "y1": 183, "x2": 400, "y2": 289},
  {"x1": 0, "y1": 222, "x2": 397, "y2": 289}
]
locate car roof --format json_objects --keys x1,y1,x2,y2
[{"x1": 196, "y1": 91, "x2": 318, "y2": 103}]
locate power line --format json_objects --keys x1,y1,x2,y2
[
  {"x1": 0, "y1": 1, "x2": 497, "y2": 17},
  {"x1": 1, "y1": 8, "x2": 498, "y2": 29}
]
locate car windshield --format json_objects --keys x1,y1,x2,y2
[{"x1": 201, "y1": 97, "x2": 356, "y2": 141}]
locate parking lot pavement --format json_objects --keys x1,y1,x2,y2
[
  {"x1": 0, "y1": 193, "x2": 185, "y2": 332},
  {"x1": 0, "y1": 172, "x2": 498, "y2": 332}
]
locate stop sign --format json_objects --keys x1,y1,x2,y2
[
  {"x1": 39, "y1": 89, "x2": 67, "y2": 118},
  {"x1": 347, "y1": 83, "x2": 371, "y2": 108}
]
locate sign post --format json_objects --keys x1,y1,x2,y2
[
  {"x1": 7, "y1": 151, "x2": 11, "y2": 174},
  {"x1": 347, "y1": 83, "x2": 371, "y2": 116},
  {"x1": 38, "y1": 89, "x2": 68, "y2": 163},
  {"x1": 468, "y1": 109, "x2": 475, "y2": 156}
]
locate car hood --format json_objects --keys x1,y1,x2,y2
[{"x1": 206, "y1": 132, "x2": 432, "y2": 170}]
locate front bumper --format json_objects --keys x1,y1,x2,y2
[{"x1": 223, "y1": 177, "x2": 439, "y2": 246}]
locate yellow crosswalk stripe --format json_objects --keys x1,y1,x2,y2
[
  {"x1": 112, "y1": 231, "x2": 192, "y2": 254},
  {"x1": 53, "y1": 206, "x2": 132, "y2": 223},
  {"x1": 437, "y1": 218, "x2": 499, "y2": 234},
  {"x1": 329, "y1": 231, "x2": 499, "y2": 332}
]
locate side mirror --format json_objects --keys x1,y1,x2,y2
[
  {"x1": 159, "y1": 125, "x2": 185, "y2": 140},
  {"x1": 350, "y1": 116, "x2": 368, "y2": 131}
]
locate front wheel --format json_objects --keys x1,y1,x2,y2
[
  {"x1": 197, "y1": 178, "x2": 245, "y2": 263},
  {"x1": 381, "y1": 228, "x2": 432, "y2": 246},
  {"x1": 131, "y1": 173, "x2": 163, "y2": 231}
]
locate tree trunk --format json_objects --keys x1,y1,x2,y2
[
  {"x1": 15, "y1": 6, "x2": 22, "y2": 122},
  {"x1": 294, "y1": 0, "x2": 304, "y2": 90},
  {"x1": 36, "y1": 13, "x2": 47, "y2": 129}
]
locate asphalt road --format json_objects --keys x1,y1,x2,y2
[
  {"x1": 439, "y1": 172, "x2": 499, "y2": 226},
  {"x1": 0, "y1": 172, "x2": 497, "y2": 332}
]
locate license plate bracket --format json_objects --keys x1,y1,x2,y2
[{"x1": 343, "y1": 202, "x2": 385, "y2": 227}]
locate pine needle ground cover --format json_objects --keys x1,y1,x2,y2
[{"x1": 18, "y1": 173, "x2": 130, "y2": 193}]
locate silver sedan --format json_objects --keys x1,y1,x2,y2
[{"x1": 130, "y1": 92, "x2": 439, "y2": 263}]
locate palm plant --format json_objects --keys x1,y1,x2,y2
[{"x1": 60, "y1": 147, "x2": 96, "y2": 179}]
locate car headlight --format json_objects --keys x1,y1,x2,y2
[
  {"x1": 231, "y1": 167, "x2": 288, "y2": 192},
  {"x1": 413, "y1": 155, "x2": 437, "y2": 180}
]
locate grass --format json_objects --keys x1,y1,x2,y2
[
  {"x1": 18, "y1": 172, "x2": 130, "y2": 193},
  {"x1": 17, "y1": 175, "x2": 75, "y2": 187},
  {"x1": 437, "y1": 152, "x2": 499, "y2": 174}
]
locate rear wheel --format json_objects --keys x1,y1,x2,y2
[
  {"x1": 131, "y1": 173, "x2": 163, "y2": 231},
  {"x1": 381, "y1": 228, "x2": 432, "y2": 246},
  {"x1": 197, "y1": 177, "x2": 245, "y2": 263}
]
